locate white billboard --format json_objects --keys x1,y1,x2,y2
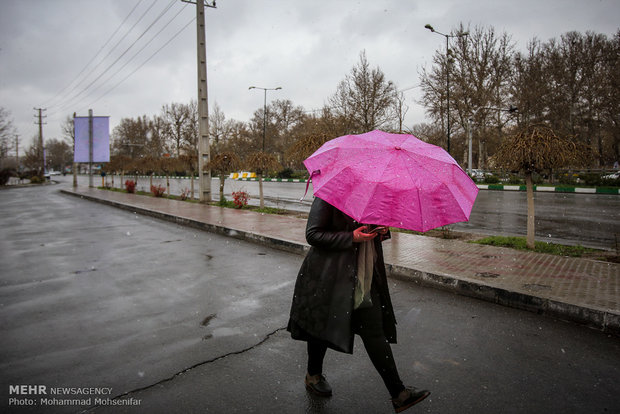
[{"x1": 74, "y1": 116, "x2": 110, "y2": 163}]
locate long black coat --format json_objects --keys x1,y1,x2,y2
[{"x1": 287, "y1": 197, "x2": 397, "y2": 354}]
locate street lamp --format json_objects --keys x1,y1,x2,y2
[
  {"x1": 425, "y1": 24, "x2": 469, "y2": 155},
  {"x1": 248, "y1": 86, "x2": 282, "y2": 151}
]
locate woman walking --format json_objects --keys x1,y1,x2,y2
[{"x1": 287, "y1": 197, "x2": 430, "y2": 412}]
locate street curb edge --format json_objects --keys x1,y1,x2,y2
[{"x1": 60, "y1": 189, "x2": 619, "y2": 337}]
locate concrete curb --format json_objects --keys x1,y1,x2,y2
[
  {"x1": 60, "y1": 189, "x2": 620, "y2": 336},
  {"x1": 385, "y1": 264, "x2": 620, "y2": 336}
]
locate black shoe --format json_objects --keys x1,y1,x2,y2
[
  {"x1": 305, "y1": 373, "x2": 332, "y2": 397},
  {"x1": 392, "y1": 387, "x2": 430, "y2": 413}
]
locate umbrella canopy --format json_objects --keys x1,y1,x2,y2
[{"x1": 304, "y1": 130, "x2": 479, "y2": 232}]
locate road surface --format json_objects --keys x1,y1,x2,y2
[{"x1": 0, "y1": 184, "x2": 618, "y2": 413}]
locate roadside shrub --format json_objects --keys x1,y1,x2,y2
[
  {"x1": 232, "y1": 191, "x2": 249, "y2": 208},
  {"x1": 0, "y1": 168, "x2": 15, "y2": 185},
  {"x1": 125, "y1": 180, "x2": 136, "y2": 193},
  {"x1": 180, "y1": 188, "x2": 191, "y2": 200},
  {"x1": 483, "y1": 175, "x2": 500, "y2": 184},
  {"x1": 276, "y1": 168, "x2": 294, "y2": 179},
  {"x1": 558, "y1": 173, "x2": 578, "y2": 185},
  {"x1": 532, "y1": 174, "x2": 544, "y2": 185},
  {"x1": 506, "y1": 174, "x2": 523, "y2": 185},
  {"x1": 578, "y1": 173, "x2": 601, "y2": 186},
  {"x1": 30, "y1": 175, "x2": 43, "y2": 184},
  {"x1": 150, "y1": 184, "x2": 166, "y2": 197}
]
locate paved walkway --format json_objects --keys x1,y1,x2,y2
[{"x1": 61, "y1": 186, "x2": 620, "y2": 335}]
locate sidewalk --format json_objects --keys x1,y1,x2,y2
[{"x1": 60, "y1": 186, "x2": 620, "y2": 335}]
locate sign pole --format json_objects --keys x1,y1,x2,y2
[{"x1": 88, "y1": 109, "x2": 93, "y2": 188}]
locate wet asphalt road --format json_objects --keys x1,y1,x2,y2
[
  {"x1": 61, "y1": 175, "x2": 620, "y2": 250},
  {"x1": 1, "y1": 184, "x2": 619, "y2": 413}
]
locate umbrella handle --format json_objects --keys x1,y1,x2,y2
[{"x1": 299, "y1": 170, "x2": 320, "y2": 202}]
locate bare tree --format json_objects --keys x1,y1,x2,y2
[
  {"x1": 393, "y1": 91, "x2": 409, "y2": 133},
  {"x1": 410, "y1": 123, "x2": 444, "y2": 147},
  {"x1": 422, "y1": 24, "x2": 515, "y2": 167},
  {"x1": 44, "y1": 139, "x2": 72, "y2": 172},
  {"x1": 493, "y1": 124, "x2": 587, "y2": 249},
  {"x1": 161, "y1": 102, "x2": 191, "y2": 158},
  {"x1": 111, "y1": 117, "x2": 149, "y2": 159},
  {"x1": 0, "y1": 107, "x2": 16, "y2": 162},
  {"x1": 209, "y1": 102, "x2": 228, "y2": 152},
  {"x1": 218, "y1": 121, "x2": 254, "y2": 160},
  {"x1": 207, "y1": 152, "x2": 242, "y2": 202},
  {"x1": 511, "y1": 39, "x2": 548, "y2": 128},
  {"x1": 245, "y1": 151, "x2": 281, "y2": 208},
  {"x1": 285, "y1": 132, "x2": 331, "y2": 169},
  {"x1": 146, "y1": 115, "x2": 167, "y2": 158},
  {"x1": 328, "y1": 50, "x2": 398, "y2": 133},
  {"x1": 604, "y1": 30, "x2": 620, "y2": 164}
]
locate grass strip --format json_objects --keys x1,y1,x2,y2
[{"x1": 470, "y1": 236, "x2": 602, "y2": 257}]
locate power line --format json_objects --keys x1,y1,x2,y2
[
  {"x1": 59, "y1": 0, "x2": 187, "y2": 115},
  {"x1": 43, "y1": 0, "x2": 146, "y2": 108},
  {"x1": 88, "y1": 2, "x2": 189, "y2": 101},
  {"x1": 45, "y1": 0, "x2": 157, "y2": 110},
  {"x1": 85, "y1": 15, "x2": 196, "y2": 109},
  {"x1": 55, "y1": 0, "x2": 176, "y2": 114},
  {"x1": 49, "y1": 0, "x2": 167, "y2": 115}
]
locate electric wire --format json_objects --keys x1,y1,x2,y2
[
  {"x1": 43, "y1": 0, "x2": 146, "y2": 108},
  {"x1": 48, "y1": 0, "x2": 159, "y2": 116},
  {"x1": 61, "y1": 1, "x2": 188, "y2": 115},
  {"x1": 85, "y1": 15, "x2": 196, "y2": 109},
  {"x1": 52, "y1": 0, "x2": 177, "y2": 116}
]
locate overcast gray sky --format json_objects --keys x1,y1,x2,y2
[{"x1": 1, "y1": 0, "x2": 618, "y2": 149}]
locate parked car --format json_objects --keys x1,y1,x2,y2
[
  {"x1": 470, "y1": 169, "x2": 484, "y2": 179},
  {"x1": 470, "y1": 169, "x2": 492, "y2": 181}
]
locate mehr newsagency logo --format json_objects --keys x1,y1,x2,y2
[{"x1": 8, "y1": 385, "x2": 141, "y2": 408}]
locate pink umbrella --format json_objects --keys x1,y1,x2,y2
[{"x1": 304, "y1": 130, "x2": 479, "y2": 232}]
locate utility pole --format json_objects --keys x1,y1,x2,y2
[
  {"x1": 183, "y1": 0, "x2": 216, "y2": 202},
  {"x1": 34, "y1": 108, "x2": 46, "y2": 176},
  {"x1": 15, "y1": 135, "x2": 19, "y2": 171},
  {"x1": 88, "y1": 109, "x2": 94, "y2": 188},
  {"x1": 73, "y1": 112, "x2": 77, "y2": 187}
]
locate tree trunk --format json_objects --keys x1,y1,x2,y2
[
  {"x1": 166, "y1": 174, "x2": 170, "y2": 195},
  {"x1": 219, "y1": 174, "x2": 225, "y2": 202},
  {"x1": 525, "y1": 172, "x2": 536, "y2": 249},
  {"x1": 72, "y1": 162, "x2": 77, "y2": 188},
  {"x1": 258, "y1": 173, "x2": 264, "y2": 208},
  {"x1": 190, "y1": 173, "x2": 195, "y2": 200}
]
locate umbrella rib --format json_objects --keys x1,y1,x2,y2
[
  {"x1": 399, "y1": 150, "x2": 453, "y2": 179},
  {"x1": 400, "y1": 157, "x2": 425, "y2": 231}
]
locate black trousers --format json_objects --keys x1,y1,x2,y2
[{"x1": 307, "y1": 287, "x2": 405, "y2": 398}]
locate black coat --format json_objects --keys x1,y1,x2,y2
[{"x1": 287, "y1": 197, "x2": 397, "y2": 354}]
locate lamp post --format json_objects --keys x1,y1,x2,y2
[
  {"x1": 249, "y1": 86, "x2": 282, "y2": 151},
  {"x1": 425, "y1": 24, "x2": 468, "y2": 155}
]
